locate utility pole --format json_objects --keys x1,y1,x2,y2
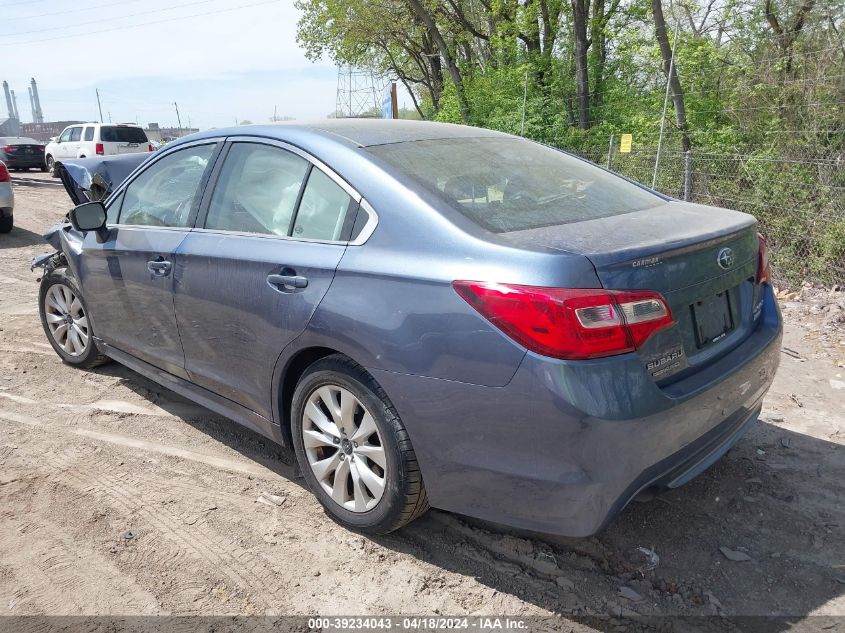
[
  {"x1": 95, "y1": 88, "x2": 104, "y2": 123},
  {"x1": 652, "y1": 20, "x2": 679, "y2": 190},
  {"x1": 173, "y1": 102, "x2": 183, "y2": 133},
  {"x1": 108, "y1": 112, "x2": 112, "y2": 123}
]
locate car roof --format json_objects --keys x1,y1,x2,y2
[
  {"x1": 181, "y1": 119, "x2": 513, "y2": 149},
  {"x1": 66, "y1": 123, "x2": 142, "y2": 127}
]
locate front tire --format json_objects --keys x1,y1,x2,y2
[
  {"x1": 46, "y1": 155, "x2": 57, "y2": 177},
  {"x1": 0, "y1": 215, "x2": 11, "y2": 233},
  {"x1": 39, "y1": 268, "x2": 109, "y2": 368},
  {"x1": 291, "y1": 355, "x2": 428, "y2": 534}
]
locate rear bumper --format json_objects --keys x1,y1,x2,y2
[
  {"x1": 4, "y1": 155, "x2": 45, "y2": 168},
  {"x1": 371, "y1": 286, "x2": 782, "y2": 537}
]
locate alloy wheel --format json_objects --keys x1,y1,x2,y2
[
  {"x1": 44, "y1": 283, "x2": 89, "y2": 356},
  {"x1": 301, "y1": 385, "x2": 386, "y2": 512}
]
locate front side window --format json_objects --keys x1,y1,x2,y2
[
  {"x1": 204, "y1": 143, "x2": 309, "y2": 236},
  {"x1": 69, "y1": 127, "x2": 82, "y2": 142},
  {"x1": 293, "y1": 169, "x2": 353, "y2": 241},
  {"x1": 368, "y1": 137, "x2": 663, "y2": 233},
  {"x1": 118, "y1": 144, "x2": 215, "y2": 227},
  {"x1": 83, "y1": 127, "x2": 94, "y2": 141},
  {"x1": 58, "y1": 128, "x2": 73, "y2": 143}
]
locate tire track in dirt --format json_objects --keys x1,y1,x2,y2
[
  {"x1": 38, "y1": 450, "x2": 290, "y2": 613},
  {"x1": 0, "y1": 484, "x2": 160, "y2": 614},
  {"x1": 1, "y1": 409, "x2": 304, "y2": 612}
]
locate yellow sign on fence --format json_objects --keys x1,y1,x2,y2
[{"x1": 620, "y1": 134, "x2": 633, "y2": 153}]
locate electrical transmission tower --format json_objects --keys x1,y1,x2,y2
[{"x1": 335, "y1": 65, "x2": 382, "y2": 118}]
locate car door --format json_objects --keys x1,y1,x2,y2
[
  {"x1": 173, "y1": 138, "x2": 357, "y2": 419},
  {"x1": 66, "y1": 126, "x2": 83, "y2": 158},
  {"x1": 75, "y1": 140, "x2": 221, "y2": 378},
  {"x1": 55, "y1": 127, "x2": 73, "y2": 159}
]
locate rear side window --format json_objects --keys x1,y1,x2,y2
[
  {"x1": 205, "y1": 143, "x2": 309, "y2": 236},
  {"x1": 83, "y1": 127, "x2": 94, "y2": 141},
  {"x1": 100, "y1": 126, "x2": 148, "y2": 143},
  {"x1": 293, "y1": 169, "x2": 354, "y2": 241},
  {"x1": 118, "y1": 144, "x2": 214, "y2": 227},
  {"x1": 367, "y1": 137, "x2": 662, "y2": 233},
  {"x1": 69, "y1": 127, "x2": 82, "y2": 142}
]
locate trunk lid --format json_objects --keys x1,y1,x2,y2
[
  {"x1": 500, "y1": 200, "x2": 762, "y2": 381},
  {"x1": 5, "y1": 143, "x2": 41, "y2": 155}
]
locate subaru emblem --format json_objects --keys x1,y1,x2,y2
[{"x1": 717, "y1": 247, "x2": 734, "y2": 270}]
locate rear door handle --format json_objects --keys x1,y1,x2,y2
[
  {"x1": 267, "y1": 273, "x2": 308, "y2": 290},
  {"x1": 147, "y1": 259, "x2": 172, "y2": 276}
]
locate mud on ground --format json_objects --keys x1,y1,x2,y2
[{"x1": 1, "y1": 174, "x2": 844, "y2": 625}]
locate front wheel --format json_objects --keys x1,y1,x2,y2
[
  {"x1": 291, "y1": 355, "x2": 428, "y2": 534},
  {"x1": 46, "y1": 155, "x2": 57, "y2": 177},
  {"x1": 39, "y1": 268, "x2": 109, "y2": 368},
  {"x1": 0, "y1": 215, "x2": 11, "y2": 233}
]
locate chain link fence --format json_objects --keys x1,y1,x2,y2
[{"x1": 571, "y1": 142, "x2": 845, "y2": 287}]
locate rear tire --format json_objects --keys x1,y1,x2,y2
[
  {"x1": 0, "y1": 215, "x2": 12, "y2": 233},
  {"x1": 291, "y1": 355, "x2": 428, "y2": 534},
  {"x1": 39, "y1": 268, "x2": 109, "y2": 368}
]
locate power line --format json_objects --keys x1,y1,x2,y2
[
  {"x1": 0, "y1": 0, "x2": 280, "y2": 46},
  {"x1": 2, "y1": 0, "x2": 220, "y2": 37},
  {"x1": 2, "y1": 0, "x2": 149, "y2": 21},
  {"x1": 0, "y1": 0, "x2": 44, "y2": 7}
]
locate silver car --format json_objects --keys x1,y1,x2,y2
[
  {"x1": 33, "y1": 121, "x2": 781, "y2": 536},
  {"x1": 0, "y1": 160, "x2": 13, "y2": 233}
]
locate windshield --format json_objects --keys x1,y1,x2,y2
[
  {"x1": 367, "y1": 137, "x2": 663, "y2": 233},
  {"x1": 100, "y1": 126, "x2": 148, "y2": 143}
]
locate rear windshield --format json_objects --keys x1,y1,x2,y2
[
  {"x1": 99, "y1": 126, "x2": 148, "y2": 143},
  {"x1": 367, "y1": 137, "x2": 662, "y2": 233},
  {"x1": 1, "y1": 137, "x2": 41, "y2": 145}
]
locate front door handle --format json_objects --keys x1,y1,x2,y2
[
  {"x1": 147, "y1": 258, "x2": 172, "y2": 276},
  {"x1": 267, "y1": 273, "x2": 308, "y2": 290}
]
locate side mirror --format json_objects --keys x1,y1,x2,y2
[{"x1": 69, "y1": 201, "x2": 108, "y2": 241}]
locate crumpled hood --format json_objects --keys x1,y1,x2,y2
[{"x1": 57, "y1": 153, "x2": 151, "y2": 205}]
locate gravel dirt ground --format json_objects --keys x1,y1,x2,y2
[{"x1": 1, "y1": 173, "x2": 844, "y2": 626}]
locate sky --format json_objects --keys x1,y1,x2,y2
[{"x1": 1, "y1": 0, "x2": 389, "y2": 129}]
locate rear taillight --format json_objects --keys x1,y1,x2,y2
[
  {"x1": 95, "y1": 143, "x2": 104, "y2": 155},
  {"x1": 0, "y1": 162, "x2": 8, "y2": 182},
  {"x1": 2, "y1": 146, "x2": 12, "y2": 152},
  {"x1": 148, "y1": 143, "x2": 154, "y2": 152},
  {"x1": 453, "y1": 281, "x2": 673, "y2": 360},
  {"x1": 757, "y1": 233, "x2": 771, "y2": 285},
  {"x1": 37, "y1": 145, "x2": 44, "y2": 152}
]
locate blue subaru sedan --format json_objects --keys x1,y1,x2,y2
[{"x1": 35, "y1": 120, "x2": 781, "y2": 536}]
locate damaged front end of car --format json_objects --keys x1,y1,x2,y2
[{"x1": 32, "y1": 153, "x2": 147, "y2": 276}]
